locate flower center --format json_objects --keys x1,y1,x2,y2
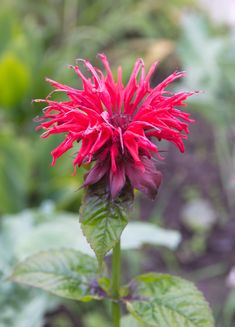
[{"x1": 109, "y1": 113, "x2": 132, "y2": 131}]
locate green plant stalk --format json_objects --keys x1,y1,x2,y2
[{"x1": 111, "y1": 240, "x2": 121, "y2": 327}]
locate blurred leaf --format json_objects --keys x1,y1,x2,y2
[
  {"x1": 179, "y1": 14, "x2": 224, "y2": 93},
  {"x1": 181, "y1": 199, "x2": 216, "y2": 232},
  {"x1": 0, "y1": 206, "x2": 65, "y2": 327},
  {"x1": 0, "y1": 284, "x2": 55, "y2": 327},
  {"x1": 0, "y1": 128, "x2": 32, "y2": 214},
  {"x1": 0, "y1": 5, "x2": 47, "y2": 122},
  {"x1": 178, "y1": 13, "x2": 235, "y2": 124},
  {"x1": 79, "y1": 182, "x2": 133, "y2": 266},
  {"x1": 15, "y1": 216, "x2": 94, "y2": 260},
  {"x1": 121, "y1": 222, "x2": 181, "y2": 250},
  {"x1": 222, "y1": 290, "x2": 235, "y2": 327},
  {"x1": 0, "y1": 207, "x2": 95, "y2": 272},
  {"x1": 10, "y1": 249, "x2": 100, "y2": 302},
  {"x1": 0, "y1": 6, "x2": 22, "y2": 52},
  {"x1": 126, "y1": 273, "x2": 214, "y2": 327},
  {"x1": 30, "y1": 135, "x2": 84, "y2": 209},
  {"x1": 83, "y1": 312, "x2": 110, "y2": 327}
]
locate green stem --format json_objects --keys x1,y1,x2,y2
[{"x1": 111, "y1": 240, "x2": 121, "y2": 327}]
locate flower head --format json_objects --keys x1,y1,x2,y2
[{"x1": 35, "y1": 54, "x2": 195, "y2": 199}]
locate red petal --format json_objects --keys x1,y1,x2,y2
[
  {"x1": 109, "y1": 162, "x2": 126, "y2": 198},
  {"x1": 51, "y1": 134, "x2": 76, "y2": 165},
  {"x1": 125, "y1": 157, "x2": 162, "y2": 199},
  {"x1": 84, "y1": 160, "x2": 109, "y2": 186},
  {"x1": 123, "y1": 132, "x2": 143, "y2": 170},
  {"x1": 110, "y1": 144, "x2": 119, "y2": 173}
]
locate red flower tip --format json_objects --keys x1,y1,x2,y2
[{"x1": 35, "y1": 55, "x2": 195, "y2": 199}]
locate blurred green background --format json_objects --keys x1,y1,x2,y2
[{"x1": 1, "y1": 0, "x2": 235, "y2": 326}]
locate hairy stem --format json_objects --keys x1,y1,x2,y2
[{"x1": 111, "y1": 240, "x2": 121, "y2": 327}]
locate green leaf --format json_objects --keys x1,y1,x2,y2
[
  {"x1": 126, "y1": 273, "x2": 214, "y2": 327},
  {"x1": 121, "y1": 315, "x2": 149, "y2": 327},
  {"x1": 9, "y1": 249, "x2": 101, "y2": 302},
  {"x1": 79, "y1": 181, "x2": 133, "y2": 266}
]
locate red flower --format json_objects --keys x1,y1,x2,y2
[{"x1": 35, "y1": 54, "x2": 195, "y2": 199}]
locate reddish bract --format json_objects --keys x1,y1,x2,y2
[{"x1": 35, "y1": 54, "x2": 195, "y2": 199}]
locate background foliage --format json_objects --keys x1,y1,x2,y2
[{"x1": 1, "y1": 0, "x2": 235, "y2": 326}]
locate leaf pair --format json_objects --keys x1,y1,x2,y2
[
  {"x1": 9, "y1": 249, "x2": 214, "y2": 326},
  {"x1": 9, "y1": 183, "x2": 215, "y2": 326}
]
